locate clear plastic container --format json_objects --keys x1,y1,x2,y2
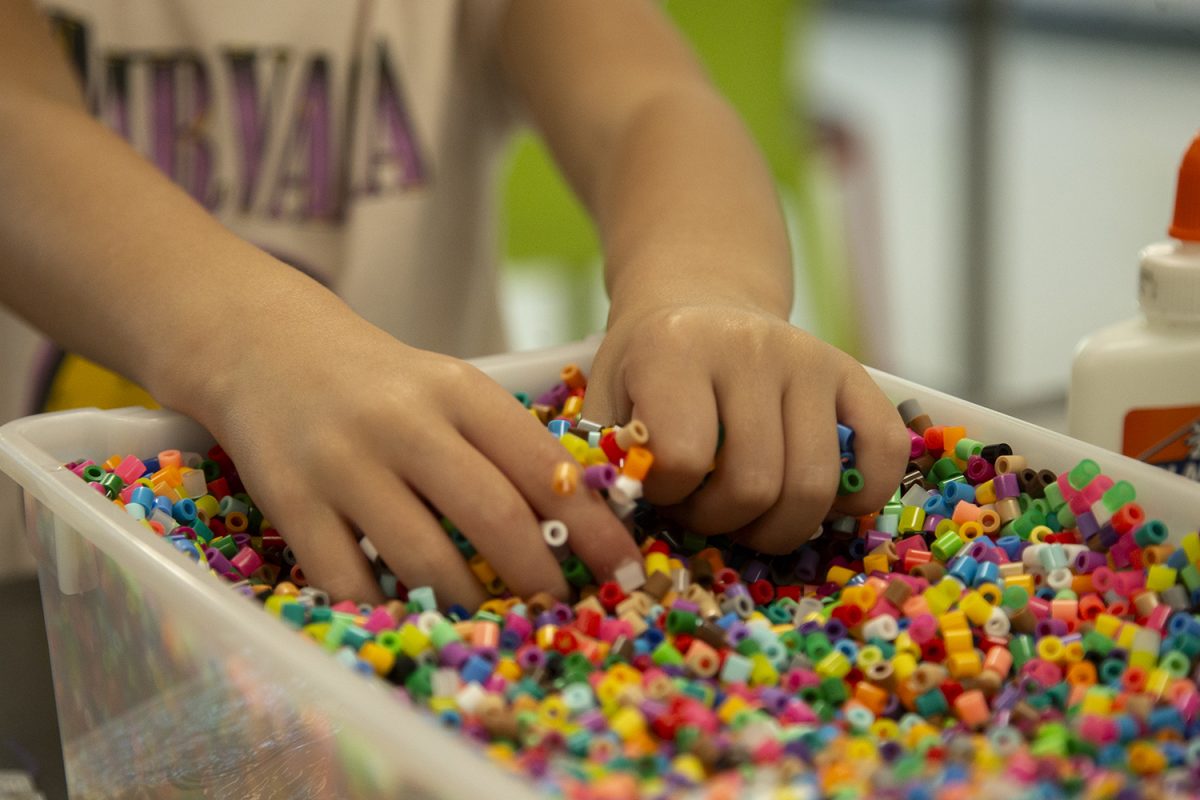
[{"x1": 2, "y1": 339, "x2": 1199, "y2": 798}]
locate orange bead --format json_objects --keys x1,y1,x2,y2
[
  {"x1": 560, "y1": 364, "x2": 587, "y2": 390},
  {"x1": 854, "y1": 681, "x2": 890, "y2": 715},
  {"x1": 552, "y1": 461, "x2": 579, "y2": 496},
  {"x1": 953, "y1": 689, "x2": 990, "y2": 729},
  {"x1": 621, "y1": 447, "x2": 654, "y2": 481}
]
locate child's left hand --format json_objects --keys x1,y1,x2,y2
[{"x1": 583, "y1": 301, "x2": 910, "y2": 553}]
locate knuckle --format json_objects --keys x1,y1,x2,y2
[
  {"x1": 727, "y1": 470, "x2": 781, "y2": 513},
  {"x1": 789, "y1": 462, "x2": 840, "y2": 512}
]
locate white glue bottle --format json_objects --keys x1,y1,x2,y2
[{"x1": 1068, "y1": 132, "x2": 1200, "y2": 482}]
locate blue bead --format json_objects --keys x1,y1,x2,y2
[
  {"x1": 461, "y1": 655, "x2": 494, "y2": 684},
  {"x1": 172, "y1": 498, "x2": 197, "y2": 524},
  {"x1": 445, "y1": 603, "x2": 471, "y2": 622},
  {"x1": 1167, "y1": 550, "x2": 1191, "y2": 569},
  {"x1": 942, "y1": 481, "x2": 976, "y2": 505},
  {"x1": 547, "y1": 419, "x2": 570, "y2": 438},
  {"x1": 129, "y1": 485, "x2": 156, "y2": 511},
  {"x1": 153, "y1": 495, "x2": 173, "y2": 515},
  {"x1": 640, "y1": 627, "x2": 665, "y2": 648},
  {"x1": 996, "y1": 536, "x2": 1024, "y2": 561},
  {"x1": 836, "y1": 423, "x2": 855, "y2": 453},
  {"x1": 142, "y1": 457, "x2": 160, "y2": 473},
  {"x1": 922, "y1": 495, "x2": 952, "y2": 518},
  {"x1": 948, "y1": 555, "x2": 979, "y2": 586},
  {"x1": 974, "y1": 562, "x2": 1000, "y2": 587}
]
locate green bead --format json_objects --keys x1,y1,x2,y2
[
  {"x1": 1010, "y1": 635, "x2": 1035, "y2": 668},
  {"x1": 1056, "y1": 505, "x2": 1076, "y2": 529},
  {"x1": 81, "y1": 464, "x2": 105, "y2": 483},
  {"x1": 735, "y1": 637, "x2": 762, "y2": 657},
  {"x1": 562, "y1": 556, "x2": 593, "y2": 588},
  {"x1": 651, "y1": 641, "x2": 685, "y2": 667},
  {"x1": 1180, "y1": 564, "x2": 1200, "y2": 592},
  {"x1": 838, "y1": 468, "x2": 864, "y2": 495},
  {"x1": 666, "y1": 608, "x2": 699, "y2": 634},
  {"x1": 763, "y1": 603, "x2": 792, "y2": 625},
  {"x1": 98, "y1": 472, "x2": 125, "y2": 498},
  {"x1": 1100, "y1": 480, "x2": 1136, "y2": 512},
  {"x1": 513, "y1": 391, "x2": 531, "y2": 408},
  {"x1": 1042, "y1": 481, "x2": 1066, "y2": 511},
  {"x1": 805, "y1": 632, "x2": 832, "y2": 662},
  {"x1": 779, "y1": 630, "x2": 805, "y2": 652},
  {"x1": 311, "y1": 606, "x2": 333, "y2": 624},
  {"x1": 191, "y1": 517, "x2": 215, "y2": 544},
  {"x1": 212, "y1": 535, "x2": 238, "y2": 558},
  {"x1": 405, "y1": 664, "x2": 435, "y2": 699},
  {"x1": 280, "y1": 602, "x2": 308, "y2": 628},
  {"x1": 931, "y1": 531, "x2": 965, "y2": 562},
  {"x1": 200, "y1": 458, "x2": 222, "y2": 481},
  {"x1": 1001, "y1": 585, "x2": 1029, "y2": 611},
  {"x1": 931, "y1": 457, "x2": 961, "y2": 481},
  {"x1": 1160, "y1": 650, "x2": 1191, "y2": 678},
  {"x1": 429, "y1": 620, "x2": 462, "y2": 650},
  {"x1": 955, "y1": 437, "x2": 984, "y2": 460},
  {"x1": 1068, "y1": 459, "x2": 1100, "y2": 491},
  {"x1": 341, "y1": 625, "x2": 372, "y2": 651},
  {"x1": 819, "y1": 676, "x2": 848, "y2": 705}
]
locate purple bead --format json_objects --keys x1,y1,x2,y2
[
  {"x1": 824, "y1": 619, "x2": 848, "y2": 640},
  {"x1": 204, "y1": 548, "x2": 233, "y2": 574},
  {"x1": 439, "y1": 641, "x2": 470, "y2": 668},
  {"x1": 549, "y1": 602, "x2": 573, "y2": 625},
  {"x1": 1075, "y1": 510, "x2": 1099, "y2": 539},
  {"x1": 535, "y1": 383, "x2": 570, "y2": 408},
  {"x1": 793, "y1": 549, "x2": 820, "y2": 583},
  {"x1": 233, "y1": 533, "x2": 251, "y2": 548},
  {"x1": 516, "y1": 646, "x2": 546, "y2": 670},
  {"x1": 994, "y1": 472, "x2": 1020, "y2": 499},
  {"x1": 1074, "y1": 550, "x2": 1107, "y2": 573},
  {"x1": 583, "y1": 463, "x2": 617, "y2": 490},
  {"x1": 741, "y1": 559, "x2": 768, "y2": 584},
  {"x1": 865, "y1": 530, "x2": 893, "y2": 552},
  {"x1": 923, "y1": 515, "x2": 946, "y2": 534},
  {"x1": 759, "y1": 688, "x2": 788, "y2": 714},
  {"x1": 725, "y1": 621, "x2": 749, "y2": 645}
]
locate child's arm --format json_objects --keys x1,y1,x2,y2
[
  {"x1": 500, "y1": 0, "x2": 910, "y2": 552},
  {"x1": 0, "y1": 2, "x2": 641, "y2": 603}
]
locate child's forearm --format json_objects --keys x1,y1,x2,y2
[
  {"x1": 590, "y1": 86, "x2": 793, "y2": 326},
  {"x1": 499, "y1": 0, "x2": 793, "y2": 326},
  {"x1": 0, "y1": 75, "x2": 347, "y2": 421}
]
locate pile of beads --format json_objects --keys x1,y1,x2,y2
[{"x1": 68, "y1": 365, "x2": 1200, "y2": 799}]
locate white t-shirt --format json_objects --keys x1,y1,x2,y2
[{"x1": 0, "y1": 0, "x2": 517, "y2": 576}]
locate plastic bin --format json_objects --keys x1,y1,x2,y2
[{"x1": 2, "y1": 339, "x2": 1199, "y2": 799}]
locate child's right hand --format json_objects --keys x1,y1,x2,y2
[{"x1": 182, "y1": 300, "x2": 641, "y2": 607}]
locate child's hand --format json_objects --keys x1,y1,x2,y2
[
  {"x1": 583, "y1": 302, "x2": 909, "y2": 554},
  {"x1": 190, "y1": 309, "x2": 641, "y2": 607}
]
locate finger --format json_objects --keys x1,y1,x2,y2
[
  {"x1": 615, "y1": 367, "x2": 720, "y2": 507},
  {"x1": 671, "y1": 378, "x2": 785, "y2": 536},
  {"x1": 338, "y1": 468, "x2": 488, "y2": 609},
  {"x1": 577, "y1": 352, "x2": 630, "y2": 428},
  {"x1": 408, "y1": 435, "x2": 569, "y2": 600},
  {"x1": 275, "y1": 501, "x2": 383, "y2": 604},
  {"x1": 735, "y1": 383, "x2": 840, "y2": 553},
  {"x1": 460, "y1": 383, "x2": 642, "y2": 584},
  {"x1": 833, "y1": 366, "x2": 910, "y2": 516}
]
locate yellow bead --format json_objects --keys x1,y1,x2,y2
[
  {"x1": 974, "y1": 481, "x2": 997, "y2": 504},
  {"x1": 1037, "y1": 636, "x2": 1065, "y2": 663},
  {"x1": 1146, "y1": 564, "x2": 1178, "y2": 592},
  {"x1": 749, "y1": 653, "x2": 779, "y2": 687},
  {"x1": 857, "y1": 645, "x2": 884, "y2": 668},
  {"x1": 399, "y1": 623, "x2": 432, "y2": 657},
  {"x1": 871, "y1": 718, "x2": 900, "y2": 740},
  {"x1": 1181, "y1": 531, "x2": 1200, "y2": 564},
  {"x1": 609, "y1": 707, "x2": 647, "y2": 741},
  {"x1": 645, "y1": 552, "x2": 670, "y2": 577},
  {"x1": 893, "y1": 633, "x2": 920, "y2": 658},
  {"x1": 672, "y1": 754, "x2": 706, "y2": 784},
  {"x1": 816, "y1": 650, "x2": 852, "y2": 679},
  {"x1": 947, "y1": 651, "x2": 981, "y2": 678},
  {"x1": 960, "y1": 592, "x2": 993, "y2": 625},
  {"x1": 939, "y1": 610, "x2": 969, "y2": 632},
  {"x1": 1004, "y1": 574, "x2": 1036, "y2": 595},
  {"x1": 1081, "y1": 687, "x2": 1114, "y2": 715},
  {"x1": 717, "y1": 695, "x2": 751, "y2": 724},
  {"x1": 943, "y1": 628, "x2": 973, "y2": 655},
  {"x1": 892, "y1": 653, "x2": 918, "y2": 682},
  {"x1": 826, "y1": 565, "x2": 857, "y2": 586},
  {"x1": 358, "y1": 642, "x2": 395, "y2": 676},
  {"x1": 1094, "y1": 614, "x2": 1123, "y2": 638},
  {"x1": 863, "y1": 553, "x2": 891, "y2": 574}
]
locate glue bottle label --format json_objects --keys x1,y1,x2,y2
[{"x1": 1123, "y1": 405, "x2": 1200, "y2": 482}]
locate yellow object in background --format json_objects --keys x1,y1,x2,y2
[{"x1": 41, "y1": 352, "x2": 157, "y2": 412}]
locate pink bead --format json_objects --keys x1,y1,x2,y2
[
  {"x1": 1173, "y1": 687, "x2": 1200, "y2": 721},
  {"x1": 1021, "y1": 659, "x2": 1062, "y2": 688},
  {"x1": 331, "y1": 599, "x2": 359, "y2": 614},
  {"x1": 1027, "y1": 596, "x2": 1051, "y2": 620},
  {"x1": 1081, "y1": 475, "x2": 1114, "y2": 504},
  {"x1": 230, "y1": 546, "x2": 264, "y2": 578},
  {"x1": 114, "y1": 455, "x2": 147, "y2": 484},
  {"x1": 1145, "y1": 604, "x2": 1172, "y2": 632},
  {"x1": 363, "y1": 607, "x2": 397, "y2": 634},
  {"x1": 1079, "y1": 715, "x2": 1117, "y2": 744},
  {"x1": 597, "y1": 618, "x2": 632, "y2": 643},
  {"x1": 909, "y1": 430, "x2": 927, "y2": 458},
  {"x1": 70, "y1": 459, "x2": 95, "y2": 477},
  {"x1": 908, "y1": 614, "x2": 937, "y2": 644},
  {"x1": 781, "y1": 701, "x2": 819, "y2": 724}
]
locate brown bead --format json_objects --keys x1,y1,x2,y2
[
  {"x1": 1009, "y1": 607, "x2": 1038, "y2": 634},
  {"x1": 883, "y1": 580, "x2": 913, "y2": 608},
  {"x1": 913, "y1": 562, "x2": 946, "y2": 582},
  {"x1": 642, "y1": 571, "x2": 674, "y2": 601},
  {"x1": 689, "y1": 556, "x2": 714, "y2": 587},
  {"x1": 526, "y1": 592, "x2": 559, "y2": 617}
]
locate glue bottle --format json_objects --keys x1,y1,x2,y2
[{"x1": 1068, "y1": 132, "x2": 1200, "y2": 482}]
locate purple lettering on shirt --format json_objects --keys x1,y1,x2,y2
[
  {"x1": 149, "y1": 55, "x2": 217, "y2": 209},
  {"x1": 269, "y1": 57, "x2": 336, "y2": 220},
  {"x1": 365, "y1": 41, "x2": 426, "y2": 195}
]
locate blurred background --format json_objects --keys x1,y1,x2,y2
[{"x1": 8, "y1": 2, "x2": 1200, "y2": 797}]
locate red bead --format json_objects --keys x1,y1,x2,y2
[
  {"x1": 645, "y1": 540, "x2": 671, "y2": 556},
  {"x1": 574, "y1": 608, "x2": 602, "y2": 637},
  {"x1": 597, "y1": 581, "x2": 626, "y2": 611},
  {"x1": 206, "y1": 477, "x2": 231, "y2": 500},
  {"x1": 599, "y1": 431, "x2": 627, "y2": 464},
  {"x1": 554, "y1": 629, "x2": 579, "y2": 654},
  {"x1": 749, "y1": 579, "x2": 775, "y2": 605},
  {"x1": 776, "y1": 585, "x2": 801, "y2": 601},
  {"x1": 922, "y1": 640, "x2": 946, "y2": 662},
  {"x1": 674, "y1": 633, "x2": 695, "y2": 653},
  {"x1": 940, "y1": 680, "x2": 965, "y2": 706},
  {"x1": 832, "y1": 604, "x2": 864, "y2": 628}
]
